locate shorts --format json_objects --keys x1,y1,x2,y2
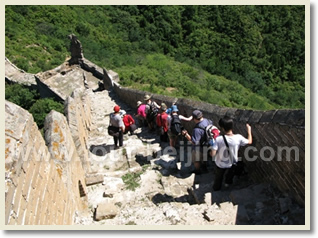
[{"x1": 168, "y1": 130, "x2": 179, "y2": 140}]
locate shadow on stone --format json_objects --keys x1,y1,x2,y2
[
  {"x1": 135, "y1": 154, "x2": 151, "y2": 166},
  {"x1": 151, "y1": 193, "x2": 175, "y2": 205},
  {"x1": 89, "y1": 144, "x2": 113, "y2": 156},
  {"x1": 93, "y1": 81, "x2": 105, "y2": 92}
]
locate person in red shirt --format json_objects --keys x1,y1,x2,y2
[
  {"x1": 120, "y1": 110, "x2": 137, "y2": 135},
  {"x1": 156, "y1": 103, "x2": 169, "y2": 142}
]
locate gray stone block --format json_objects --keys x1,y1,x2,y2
[
  {"x1": 272, "y1": 110, "x2": 291, "y2": 124},
  {"x1": 85, "y1": 174, "x2": 104, "y2": 186},
  {"x1": 95, "y1": 202, "x2": 118, "y2": 221},
  {"x1": 248, "y1": 111, "x2": 264, "y2": 123},
  {"x1": 238, "y1": 109, "x2": 254, "y2": 123},
  {"x1": 259, "y1": 110, "x2": 277, "y2": 123},
  {"x1": 285, "y1": 110, "x2": 305, "y2": 127}
]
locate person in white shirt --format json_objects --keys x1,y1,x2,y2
[
  {"x1": 109, "y1": 105, "x2": 125, "y2": 149},
  {"x1": 210, "y1": 116, "x2": 252, "y2": 191}
]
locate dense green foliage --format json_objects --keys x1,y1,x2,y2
[
  {"x1": 5, "y1": 83, "x2": 64, "y2": 128},
  {"x1": 5, "y1": 83, "x2": 40, "y2": 110},
  {"x1": 29, "y1": 98, "x2": 64, "y2": 128},
  {"x1": 5, "y1": 5, "x2": 305, "y2": 109}
]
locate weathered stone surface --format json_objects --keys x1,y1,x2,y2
[
  {"x1": 248, "y1": 111, "x2": 264, "y2": 123},
  {"x1": 5, "y1": 57, "x2": 37, "y2": 87},
  {"x1": 95, "y1": 202, "x2": 118, "y2": 221},
  {"x1": 5, "y1": 101, "x2": 89, "y2": 225},
  {"x1": 36, "y1": 63, "x2": 100, "y2": 101},
  {"x1": 102, "y1": 177, "x2": 125, "y2": 196},
  {"x1": 68, "y1": 34, "x2": 84, "y2": 65},
  {"x1": 259, "y1": 110, "x2": 277, "y2": 123},
  {"x1": 285, "y1": 110, "x2": 305, "y2": 127},
  {"x1": 85, "y1": 174, "x2": 104, "y2": 186}
]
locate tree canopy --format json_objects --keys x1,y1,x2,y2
[{"x1": 5, "y1": 5, "x2": 305, "y2": 110}]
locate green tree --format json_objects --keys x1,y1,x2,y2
[
  {"x1": 5, "y1": 83, "x2": 39, "y2": 110},
  {"x1": 29, "y1": 98, "x2": 64, "y2": 128}
]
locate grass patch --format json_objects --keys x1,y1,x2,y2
[
  {"x1": 121, "y1": 171, "x2": 143, "y2": 191},
  {"x1": 141, "y1": 164, "x2": 151, "y2": 171},
  {"x1": 125, "y1": 221, "x2": 137, "y2": 225}
]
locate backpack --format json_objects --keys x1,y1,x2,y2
[
  {"x1": 170, "y1": 114, "x2": 182, "y2": 135},
  {"x1": 146, "y1": 102, "x2": 158, "y2": 121},
  {"x1": 195, "y1": 121, "x2": 220, "y2": 146}
]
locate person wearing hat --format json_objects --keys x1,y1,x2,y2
[
  {"x1": 190, "y1": 109, "x2": 213, "y2": 174},
  {"x1": 156, "y1": 103, "x2": 169, "y2": 142},
  {"x1": 135, "y1": 101, "x2": 147, "y2": 127},
  {"x1": 108, "y1": 105, "x2": 125, "y2": 148},
  {"x1": 167, "y1": 105, "x2": 193, "y2": 149},
  {"x1": 120, "y1": 110, "x2": 137, "y2": 135},
  {"x1": 144, "y1": 95, "x2": 160, "y2": 131},
  {"x1": 166, "y1": 98, "x2": 178, "y2": 115}
]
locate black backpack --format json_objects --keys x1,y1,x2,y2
[
  {"x1": 170, "y1": 114, "x2": 182, "y2": 135},
  {"x1": 146, "y1": 101, "x2": 158, "y2": 120}
]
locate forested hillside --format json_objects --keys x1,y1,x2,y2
[{"x1": 5, "y1": 5, "x2": 305, "y2": 110}]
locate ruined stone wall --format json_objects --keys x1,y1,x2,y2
[
  {"x1": 112, "y1": 84, "x2": 306, "y2": 206},
  {"x1": 5, "y1": 101, "x2": 88, "y2": 225},
  {"x1": 64, "y1": 89, "x2": 94, "y2": 174}
]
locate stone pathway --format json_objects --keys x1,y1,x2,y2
[{"x1": 74, "y1": 89, "x2": 305, "y2": 226}]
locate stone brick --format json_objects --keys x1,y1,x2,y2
[
  {"x1": 31, "y1": 162, "x2": 41, "y2": 189},
  {"x1": 50, "y1": 202, "x2": 58, "y2": 225},
  {"x1": 238, "y1": 109, "x2": 253, "y2": 123},
  {"x1": 95, "y1": 202, "x2": 119, "y2": 221},
  {"x1": 51, "y1": 176, "x2": 60, "y2": 204},
  {"x1": 285, "y1": 110, "x2": 305, "y2": 127},
  {"x1": 272, "y1": 110, "x2": 291, "y2": 124},
  {"x1": 22, "y1": 161, "x2": 35, "y2": 201},
  {"x1": 8, "y1": 214, "x2": 17, "y2": 225},
  {"x1": 288, "y1": 127, "x2": 305, "y2": 151},
  {"x1": 34, "y1": 196, "x2": 43, "y2": 225},
  {"x1": 259, "y1": 110, "x2": 277, "y2": 123},
  {"x1": 85, "y1": 173, "x2": 104, "y2": 186},
  {"x1": 30, "y1": 186, "x2": 41, "y2": 224},
  {"x1": 12, "y1": 171, "x2": 25, "y2": 216},
  {"x1": 17, "y1": 197, "x2": 27, "y2": 224},
  {"x1": 214, "y1": 107, "x2": 230, "y2": 119},
  {"x1": 225, "y1": 108, "x2": 238, "y2": 119},
  {"x1": 249, "y1": 111, "x2": 264, "y2": 123},
  {"x1": 273, "y1": 125, "x2": 294, "y2": 147},
  {"x1": 5, "y1": 185, "x2": 15, "y2": 224},
  {"x1": 24, "y1": 187, "x2": 36, "y2": 225},
  {"x1": 23, "y1": 208, "x2": 33, "y2": 225}
]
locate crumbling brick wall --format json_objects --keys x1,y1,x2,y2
[{"x1": 5, "y1": 101, "x2": 89, "y2": 225}]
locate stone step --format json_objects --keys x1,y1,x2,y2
[{"x1": 81, "y1": 88, "x2": 305, "y2": 226}]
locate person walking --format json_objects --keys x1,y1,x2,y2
[
  {"x1": 108, "y1": 105, "x2": 125, "y2": 149},
  {"x1": 144, "y1": 95, "x2": 160, "y2": 131},
  {"x1": 210, "y1": 116, "x2": 252, "y2": 191},
  {"x1": 191, "y1": 110, "x2": 213, "y2": 173},
  {"x1": 120, "y1": 110, "x2": 137, "y2": 135},
  {"x1": 156, "y1": 103, "x2": 169, "y2": 142},
  {"x1": 167, "y1": 105, "x2": 192, "y2": 149},
  {"x1": 135, "y1": 101, "x2": 147, "y2": 127}
]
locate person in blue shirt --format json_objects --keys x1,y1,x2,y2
[{"x1": 191, "y1": 110, "x2": 212, "y2": 174}]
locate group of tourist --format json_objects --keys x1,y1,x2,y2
[{"x1": 108, "y1": 94, "x2": 252, "y2": 191}]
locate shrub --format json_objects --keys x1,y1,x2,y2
[
  {"x1": 5, "y1": 83, "x2": 39, "y2": 110},
  {"x1": 29, "y1": 98, "x2": 64, "y2": 128},
  {"x1": 121, "y1": 171, "x2": 142, "y2": 191}
]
